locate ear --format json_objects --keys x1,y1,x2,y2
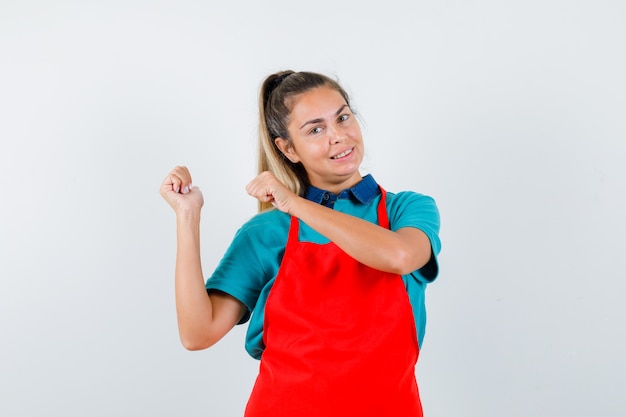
[{"x1": 274, "y1": 137, "x2": 301, "y2": 163}]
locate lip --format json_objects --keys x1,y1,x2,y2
[{"x1": 330, "y1": 147, "x2": 355, "y2": 160}]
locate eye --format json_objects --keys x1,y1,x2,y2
[
  {"x1": 308, "y1": 126, "x2": 323, "y2": 135},
  {"x1": 309, "y1": 126, "x2": 324, "y2": 135},
  {"x1": 338, "y1": 114, "x2": 350, "y2": 123}
]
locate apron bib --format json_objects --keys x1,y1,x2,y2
[{"x1": 245, "y1": 189, "x2": 422, "y2": 417}]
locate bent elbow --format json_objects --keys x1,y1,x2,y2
[
  {"x1": 390, "y1": 248, "x2": 428, "y2": 276},
  {"x1": 181, "y1": 340, "x2": 209, "y2": 351},
  {"x1": 179, "y1": 333, "x2": 215, "y2": 351}
]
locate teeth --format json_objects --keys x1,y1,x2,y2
[{"x1": 332, "y1": 148, "x2": 352, "y2": 159}]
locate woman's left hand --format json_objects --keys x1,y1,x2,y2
[{"x1": 245, "y1": 171, "x2": 299, "y2": 214}]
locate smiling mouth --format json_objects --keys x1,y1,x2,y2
[{"x1": 331, "y1": 148, "x2": 353, "y2": 159}]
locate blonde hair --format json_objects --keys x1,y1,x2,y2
[{"x1": 257, "y1": 71, "x2": 351, "y2": 212}]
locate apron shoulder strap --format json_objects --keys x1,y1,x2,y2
[
  {"x1": 287, "y1": 215, "x2": 300, "y2": 244},
  {"x1": 377, "y1": 186, "x2": 390, "y2": 230}
]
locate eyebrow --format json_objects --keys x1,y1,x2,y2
[{"x1": 299, "y1": 104, "x2": 349, "y2": 129}]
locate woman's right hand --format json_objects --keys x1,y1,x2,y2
[{"x1": 160, "y1": 165, "x2": 204, "y2": 216}]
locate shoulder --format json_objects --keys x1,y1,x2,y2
[
  {"x1": 385, "y1": 190, "x2": 439, "y2": 222},
  {"x1": 386, "y1": 190, "x2": 437, "y2": 205},
  {"x1": 238, "y1": 208, "x2": 291, "y2": 236},
  {"x1": 228, "y1": 208, "x2": 292, "y2": 253}
]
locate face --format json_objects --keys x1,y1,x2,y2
[{"x1": 275, "y1": 86, "x2": 364, "y2": 193}]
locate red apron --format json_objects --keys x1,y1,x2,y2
[{"x1": 245, "y1": 189, "x2": 422, "y2": 417}]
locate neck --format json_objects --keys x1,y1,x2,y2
[{"x1": 309, "y1": 171, "x2": 363, "y2": 194}]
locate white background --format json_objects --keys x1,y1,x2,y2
[{"x1": 1, "y1": 1, "x2": 625, "y2": 416}]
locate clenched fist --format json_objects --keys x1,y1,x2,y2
[
  {"x1": 245, "y1": 171, "x2": 299, "y2": 214},
  {"x1": 160, "y1": 165, "x2": 204, "y2": 217}
]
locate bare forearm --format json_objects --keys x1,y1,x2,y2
[
  {"x1": 290, "y1": 198, "x2": 431, "y2": 275},
  {"x1": 174, "y1": 213, "x2": 214, "y2": 349}
]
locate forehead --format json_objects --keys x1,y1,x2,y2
[{"x1": 288, "y1": 86, "x2": 347, "y2": 120}]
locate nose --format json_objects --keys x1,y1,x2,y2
[{"x1": 328, "y1": 126, "x2": 346, "y2": 144}]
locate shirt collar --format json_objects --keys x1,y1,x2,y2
[{"x1": 304, "y1": 174, "x2": 380, "y2": 206}]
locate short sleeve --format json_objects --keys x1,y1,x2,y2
[
  {"x1": 387, "y1": 191, "x2": 441, "y2": 282},
  {"x1": 205, "y1": 210, "x2": 289, "y2": 324}
]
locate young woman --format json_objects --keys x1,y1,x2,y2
[{"x1": 160, "y1": 71, "x2": 441, "y2": 417}]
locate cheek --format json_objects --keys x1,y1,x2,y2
[
  {"x1": 307, "y1": 140, "x2": 327, "y2": 151},
  {"x1": 296, "y1": 143, "x2": 324, "y2": 162},
  {"x1": 348, "y1": 123, "x2": 362, "y2": 138}
]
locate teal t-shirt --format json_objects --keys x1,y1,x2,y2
[{"x1": 206, "y1": 175, "x2": 441, "y2": 360}]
